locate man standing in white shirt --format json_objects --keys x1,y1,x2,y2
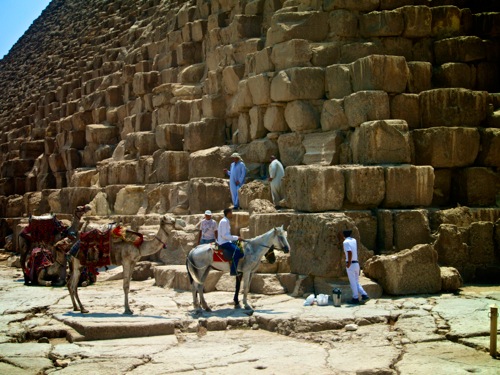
[
  {"x1": 341, "y1": 230, "x2": 369, "y2": 304},
  {"x1": 197, "y1": 210, "x2": 218, "y2": 245},
  {"x1": 268, "y1": 155, "x2": 285, "y2": 208},
  {"x1": 217, "y1": 208, "x2": 243, "y2": 276}
]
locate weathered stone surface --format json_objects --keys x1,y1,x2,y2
[
  {"x1": 412, "y1": 127, "x2": 480, "y2": 168},
  {"x1": 263, "y1": 104, "x2": 288, "y2": 132},
  {"x1": 188, "y1": 146, "x2": 234, "y2": 179},
  {"x1": 364, "y1": 244, "x2": 441, "y2": 295},
  {"x1": 238, "y1": 180, "x2": 272, "y2": 210},
  {"x1": 289, "y1": 213, "x2": 373, "y2": 278},
  {"x1": 344, "y1": 210, "x2": 377, "y2": 251},
  {"x1": 183, "y1": 119, "x2": 226, "y2": 152},
  {"x1": 271, "y1": 39, "x2": 312, "y2": 71},
  {"x1": 85, "y1": 124, "x2": 119, "y2": 145},
  {"x1": 434, "y1": 36, "x2": 486, "y2": 65},
  {"x1": 270, "y1": 67, "x2": 325, "y2": 102},
  {"x1": 248, "y1": 199, "x2": 276, "y2": 215},
  {"x1": 440, "y1": 266, "x2": 463, "y2": 292},
  {"x1": 360, "y1": 10, "x2": 404, "y2": 37},
  {"x1": 188, "y1": 177, "x2": 232, "y2": 214},
  {"x1": 344, "y1": 91, "x2": 390, "y2": 128},
  {"x1": 328, "y1": 9, "x2": 358, "y2": 38},
  {"x1": 302, "y1": 131, "x2": 343, "y2": 165},
  {"x1": 419, "y1": 89, "x2": 488, "y2": 128},
  {"x1": 321, "y1": 99, "x2": 349, "y2": 131},
  {"x1": 285, "y1": 166, "x2": 344, "y2": 212},
  {"x1": 249, "y1": 106, "x2": 268, "y2": 140},
  {"x1": 243, "y1": 137, "x2": 278, "y2": 164},
  {"x1": 277, "y1": 132, "x2": 305, "y2": 167},
  {"x1": 407, "y1": 61, "x2": 432, "y2": 94},
  {"x1": 390, "y1": 94, "x2": 420, "y2": 129},
  {"x1": 352, "y1": 120, "x2": 411, "y2": 165},
  {"x1": 152, "y1": 150, "x2": 189, "y2": 183},
  {"x1": 114, "y1": 185, "x2": 145, "y2": 215},
  {"x1": 325, "y1": 64, "x2": 352, "y2": 100},
  {"x1": 324, "y1": 0, "x2": 379, "y2": 12},
  {"x1": 247, "y1": 74, "x2": 271, "y2": 105},
  {"x1": 343, "y1": 166, "x2": 385, "y2": 209},
  {"x1": 383, "y1": 165, "x2": 434, "y2": 208},
  {"x1": 399, "y1": 6, "x2": 432, "y2": 38},
  {"x1": 351, "y1": 55, "x2": 409, "y2": 94},
  {"x1": 393, "y1": 209, "x2": 431, "y2": 251},
  {"x1": 456, "y1": 168, "x2": 500, "y2": 207},
  {"x1": 266, "y1": 11, "x2": 329, "y2": 46},
  {"x1": 284, "y1": 100, "x2": 320, "y2": 132},
  {"x1": 476, "y1": 128, "x2": 500, "y2": 167},
  {"x1": 155, "y1": 123, "x2": 185, "y2": 151},
  {"x1": 433, "y1": 224, "x2": 472, "y2": 279},
  {"x1": 434, "y1": 63, "x2": 476, "y2": 89}
]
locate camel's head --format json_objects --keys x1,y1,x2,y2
[
  {"x1": 160, "y1": 214, "x2": 175, "y2": 227},
  {"x1": 273, "y1": 225, "x2": 290, "y2": 253},
  {"x1": 75, "y1": 205, "x2": 92, "y2": 218}
]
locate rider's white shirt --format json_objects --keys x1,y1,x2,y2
[{"x1": 217, "y1": 217, "x2": 238, "y2": 245}]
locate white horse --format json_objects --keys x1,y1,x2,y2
[{"x1": 186, "y1": 226, "x2": 290, "y2": 311}]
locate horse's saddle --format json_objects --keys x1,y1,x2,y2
[
  {"x1": 211, "y1": 242, "x2": 243, "y2": 263},
  {"x1": 21, "y1": 215, "x2": 68, "y2": 244}
]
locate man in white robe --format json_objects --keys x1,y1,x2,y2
[{"x1": 268, "y1": 155, "x2": 285, "y2": 207}]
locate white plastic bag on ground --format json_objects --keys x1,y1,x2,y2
[{"x1": 303, "y1": 294, "x2": 316, "y2": 306}]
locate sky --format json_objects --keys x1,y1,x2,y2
[{"x1": 0, "y1": 0, "x2": 52, "y2": 59}]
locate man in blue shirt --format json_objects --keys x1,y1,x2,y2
[
  {"x1": 224, "y1": 153, "x2": 246, "y2": 210},
  {"x1": 218, "y1": 208, "x2": 243, "y2": 276}
]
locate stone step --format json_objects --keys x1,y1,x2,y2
[{"x1": 314, "y1": 275, "x2": 383, "y2": 303}]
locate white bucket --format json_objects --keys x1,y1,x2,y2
[{"x1": 317, "y1": 294, "x2": 329, "y2": 306}]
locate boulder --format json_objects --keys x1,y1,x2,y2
[
  {"x1": 434, "y1": 36, "x2": 486, "y2": 65},
  {"x1": 393, "y1": 209, "x2": 431, "y2": 252},
  {"x1": 440, "y1": 267, "x2": 463, "y2": 292},
  {"x1": 288, "y1": 213, "x2": 374, "y2": 278},
  {"x1": 324, "y1": 0, "x2": 379, "y2": 12},
  {"x1": 412, "y1": 127, "x2": 480, "y2": 168},
  {"x1": 433, "y1": 224, "x2": 472, "y2": 280},
  {"x1": 243, "y1": 138, "x2": 278, "y2": 164},
  {"x1": 351, "y1": 55, "x2": 409, "y2": 94},
  {"x1": 434, "y1": 63, "x2": 476, "y2": 89},
  {"x1": 155, "y1": 123, "x2": 185, "y2": 151},
  {"x1": 132, "y1": 261, "x2": 157, "y2": 281},
  {"x1": 285, "y1": 166, "x2": 344, "y2": 212},
  {"x1": 344, "y1": 211, "x2": 377, "y2": 251},
  {"x1": 351, "y1": 120, "x2": 411, "y2": 164},
  {"x1": 85, "y1": 124, "x2": 119, "y2": 145},
  {"x1": 399, "y1": 5, "x2": 432, "y2": 38},
  {"x1": 188, "y1": 145, "x2": 234, "y2": 179},
  {"x1": 407, "y1": 61, "x2": 432, "y2": 94},
  {"x1": 249, "y1": 106, "x2": 268, "y2": 140},
  {"x1": 188, "y1": 177, "x2": 232, "y2": 214},
  {"x1": 248, "y1": 199, "x2": 277, "y2": 215},
  {"x1": 344, "y1": 91, "x2": 390, "y2": 128},
  {"x1": 238, "y1": 180, "x2": 272, "y2": 209},
  {"x1": 363, "y1": 244, "x2": 441, "y2": 295},
  {"x1": 248, "y1": 212, "x2": 295, "y2": 238},
  {"x1": 155, "y1": 265, "x2": 222, "y2": 292},
  {"x1": 270, "y1": 67, "x2": 325, "y2": 102},
  {"x1": 383, "y1": 165, "x2": 434, "y2": 208}
]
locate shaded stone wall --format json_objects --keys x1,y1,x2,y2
[{"x1": 0, "y1": 0, "x2": 499, "y2": 280}]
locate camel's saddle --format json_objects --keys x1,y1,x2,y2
[
  {"x1": 20, "y1": 214, "x2": 69, "y2": 244},
  {"x1": 25, "y1": 247, "x2": 54, "y2": 283}
]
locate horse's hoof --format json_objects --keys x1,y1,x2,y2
[
  {"x1": 124, "y1": 310, "x2": 134, "y2": 315},
  {"x1": 81, "y1": 309, "x2": 89, "y2": 314},
  {"x1": 234, "y1": 303, "x2": 241, "y2": 309},
  {"x1": 244, "y1": 304, "x2": 253, "y2": 311},
  {"x1": 204, "y1": 307, "x2": 212, "y2": 312}
]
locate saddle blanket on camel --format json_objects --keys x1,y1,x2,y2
[
  {"x1": 69, "y1": 225, "x2": 144, "y2": 268},
  {"x1": 25, "y1": 247, "x2": 54, "y2": 283},
  {"x1": 20, "y1": 215, "x2": 68, "y2": 244}
]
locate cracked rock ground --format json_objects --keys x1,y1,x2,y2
[{"x1": 0, "y1": 266, "x2": 499, "y2": 375}]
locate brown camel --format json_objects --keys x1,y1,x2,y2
[
  {"x1": 27, "y1": 245, "x2": 68, "y2": 287},
  {"x1": 19, "y1": 205, "x2": 91, "y2": 284},
  {"x1": 67, "y1": 214, "x2": 173, "y2": 315}
]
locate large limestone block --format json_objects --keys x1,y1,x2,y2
[
  {"x1": 325, "y1": 64, "x2": 352, "y2": 99},
  {"x1": 344, "y1": 210, "x2": 377, "y2": 251},
  {"x1": 222, "y1": 65, "x2": 245, "y2": 95},
  {"x1": 360, "y1": 10, "x2": 404, "y2": 37},
  {"x1": 302, "y1": 131, "x2": 343, "y2": 165},
  {"x1": 324, "y1": 0, "x2": 379, "y2": 12},
  {"x1": 440, "y1": 266, "x2": 463, "y2": 292},
  {"x1": 412, "y1": 127, "x2": 480, "y2": 168},
  {"x1": 469, "y1": 221, "x2": 496, "y2": 265},
  {"x1": 188, "y1": 177, "x2": 233, "y2": 214},
  {"x1": 189, "y1": 146, "x2": 234, "y2": 179},
  {"x1": 352, "y1": 120, "x2": 411, "y2": 164},
  {"x1": 178, "y1": 63, "x2": 206, "y2": 84},
  {"x1": 248, "y1": 212, "x2": 295, "y2": 238},
  {"x1": 285, "y1": 166, "x2": 344, "y2": 212},
  {"x1": 132, "y1": 72, "x2": 159, "y2": 96},
  {"x1": 238, "y1": 180, "x2": 272, "y2": 209},
  {"x1": 434, "y1": 36, "x2": 486, "y2": 65},
  {"x1": 311, "y1": 42, "x2": 341, "y2": 67},
  {"x1": 147, "y1": 182, "x2": 189, "y2": 215},
  {"x1": 432, "y1": 169, "x2": 452, "y2": 207},
  {"x1": 434, "y1": 63, "x2": 476, "y2": 89},
  {"x1": 266, "y1": 11, "x2": 329, "y2": 46},
  {"x1": 237, "y1": 113, "x2": 251, "y2": 144},
  {"x1": 277, "y1": 133, "x2": 305, "y2": 166},
  {"x1": 407, "y1": 61, "x2": 432, "y2": 94},
  {"x1": 249, "y1": 106, "x2": 268, "y2": 140},
  {"x1": 343, "y1": 166, "x2": 385, "y2": 208},
  {"x1": 155, "y1": 265, "x2": 221, "y2": 292},
  {"x1": 155, "y1": 123, "x2": 185, "y2": 151},
  {"x1": 393, "y1": 209, "x2": 431, "y2": 252},
  {"x1": 288, "y1": 213, "x2": 374, "y2": 278},
  {"x1": 431, "y1": 6, "x2": 462, "y2": 38},
  {"x1": 390, "y1": 94, "x2": 420, "y2": 129},
  {"x1": 270, "y1": 67, "x2": 325, "y2": 102},
  {"x1": 202, "y1": 94, "x2": 225, "y2": 118},
  {"x1": 254, "y1": 47, "x2": 275, "y2": 74},
  {"x1": 364, "y1": 244, "x2": 441, "y2": 295},
  {"x1": 247, "y1": 74, "x2": 271, "y2": 105},
  {"x1": 231, "y1": 80, "x2": 253, "y2": 113},
  {"x1": 284, "y1": 100, "x2": 320, "y2": 132},
  {"x1": 433, "y1": 224, "x2": 471, "y2": 279},
  {"x1": 476, "y1": 128, "x2": 500, "y2": 167},
  {"x1": 85, "y1": 124, "x2": 119, "y2": 145},
  {"x1": 125, "y1": 131, "x2": 158, "y2": 157},
  {"x1": 183, "y1": 119, "x2": 226, "y2": 152},
  {"x1": 399, "y1": 6, "x2": 432, "y2": 38},
  {"x1": 152, "y1": 150, "x2": 189, "y2": 183},
  {"x1": 321, "y1": 99, "x2": 349, "y2": 131},
  {"x1": 244, "y1": 138, "x2": 279, "y2": 164},
  {"x1": 328, "y1": 10, "x2": 358, "y2": 38},
  {"x1": 419, "y1": 89, "x2": 488, "y2": 128},
  {"x1": 456, "y1": 168, "x2": 500, "y2": 207},
  {"x1": 383, "y1": 165, "x2": 434, "y2": 208},
  {"x1": 351, "y1": 55, "x2": 409, "y2": 94},
  {"x1": 228, "y1": 15, "x2": 263, "y2": 43},
  {"x1": 271, "y1": 39, "x2": 312, "y2": 71},
  {"x1": 344, "y1": 91, "x2": 390, "y2": 128},
  {"x1": 264, "y1": 104, "x2": 288, "y2": 132},
  {"x1": 176, "y1": 42, "x2": 203, "y2": 65},
  {"x1": 114, "y1": 185, "x2": 145, "y2": 215}
]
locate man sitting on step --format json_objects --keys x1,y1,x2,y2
[{"x1": 217, "y1": 208, "x2": 243, "y2": 276}]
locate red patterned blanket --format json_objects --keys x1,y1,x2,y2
[
  {"x1": 21, "y1": 215, "x2": 68, "y2": 244},
  {"x1": 26, "y1": 247, "x2": 54, "y2": 283}
]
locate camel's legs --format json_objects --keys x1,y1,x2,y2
[
  {"x1": 68, "y1": 259, "x2": 87, "y2": 313},
  {"x1": 242, "y1": 272, "x2": 254, "y2": 310},
  {"x1": 122, "y1": 260, "x2": 136, "y2": 315}
]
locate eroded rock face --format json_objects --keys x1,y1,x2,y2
[{"x1": 363, "y1": 244, "x2": 441, "y2": 295}]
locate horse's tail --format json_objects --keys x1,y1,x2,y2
[{"x1": 186, "y1": 256, "x2": 193, "y2": 285}]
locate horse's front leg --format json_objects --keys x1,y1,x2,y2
[
  {"x1": 123, "y1": 260, "x2": 136, "y2": 315},
  {"x1": 234, "y1": 274, "x2": 242, "y2": 309},
  {"x1": 242, "y1": 272, "x2": 254, "y2": 310}
]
